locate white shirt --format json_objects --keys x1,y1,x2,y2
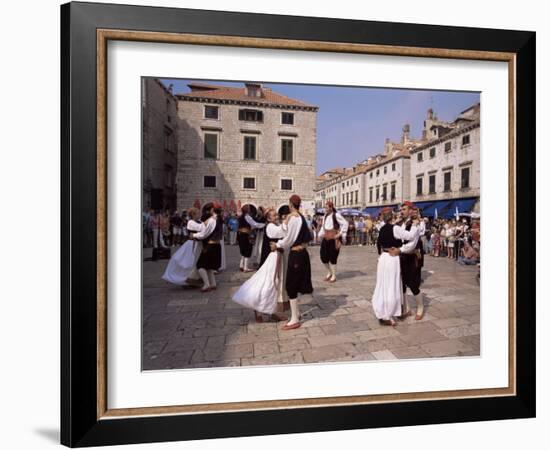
[
  {"x1": 397, "y1": 221, "x2": 420, "y2": 254},
  {"x1": 266, "y1": 222, "x2": 285, "y2": 240},
  {"x1": 418, "y1": 220, "x2": 426, "y2": 236},
  {"x1": 186, "y1": 219, "x2": 203, "y2": 233},
  {"x1": 192, "y1": 216, "x2": 216, "y2": 240},
  {"x1": 245, "y1": 214, "x2": 266, "y2": 229},
  {"x1": 319, "y1": 212, "x2": 349, "y2": 239},
  {"x1": 276, "y1": 215, "x2": 302, "y2": 250}
]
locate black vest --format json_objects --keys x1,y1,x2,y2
[
  {"x1": 207, "y1": 216, "x2": 224, "y2": 241},
  {"x1": 292, "y1": 214, "x2": 312, "y2": 246},
  {"x1": 377, "y1": 223, "x2": 402, "y2": 255},
  {"x1": 238, "y1": 215, "x2": 251, "y2": 230}
]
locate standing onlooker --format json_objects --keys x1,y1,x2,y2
[
  {"x1": 161, "y1": 211, "x2": 171, "y2": 247},
  {"x1": 347, "y1": 218, "x2": 355, "y2": 245},
  {"x1": 365, "y1": 215, "x2": 373, "y2": 245},
  {"x1": 151, "y1": 210, "x2": 167, "y2": 248},
  {"x1": 357, "y1": 216, "x2": 366, "y2": 246},
  {"x1": 143, "y1": 209, "x2": 151, "y2": 248},
  {"x1": 446, "y1": 220, "x2": 456, "y2": 259},
  {"x1": 441, "y1": 223, "x2": 448, "y2": 257},
  {"x1": 431, "y1": 224, "x2": 440, "y2": 257},
  {"x1": 170, "y1": 210, "x2": 183, "y2": 247},
  {"x1": 228, "y1": 213, "x2": 238, "y2": 245}
]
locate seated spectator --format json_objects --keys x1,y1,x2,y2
[{"x1": 458, "y1": 241, "x2": 480, "y2": 265}]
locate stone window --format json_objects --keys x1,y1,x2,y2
[
  {"x1": 203, "y1": 175, "x2": 216, "y2": 188},
  {"x1": 444, "y1": 171, "x2": 452, "y2": 191},
  {"x1": 417, "y1": 152, "x2": 423, "y2": 162},
  {"x1": 384, "y1": 166, "x2": 387, "y2": 174},
  {"x1": 382, "y1": 184, "x2": 387, "y2": 201},
  {"x1": 243, "y1": 177, "x2": 256, "y2": 190},
  {"x1": 204, "y1": 105, "x2": 219, "y2": 120},
  {"x1": 281, "y1": 139, "x2": 293, "y2": 162},
  {"x1": 369, "y1": 188, "x2": 373, "y2": 203},
  {"x1": 462, "y1": 134, "x2": 471, "y2": 146},
  {"x1": 376, "y1": 186, "x2": 380, "y2": 201},
  {"x1": 445, "y1": 141, "x2": 452, "y2": 152},
  {"x1": 376, "y1": 169, "x2": 379, "y2": 176},
  {"x1": 243, "y1": 136, "x2": 257, "y2": 160},
  {"x1": 355, "y1": 191, "x2": 358, "y2": 204},
  {"x1": 281, "y1": 112, "x2": 294, "y2": 125},
  {"x1": 429, "y1": 147, "x2": 436, "y2": 158},
  {"x1": 461, "y1": 167, "x2": 471, "y2": 189},
  {"x1": 203, "y1": 133, "x2": 218, "y2": 159},
  {"x1": 392, "y1": 163, "x2": 396, "y2": 171},
  {"x1": 429, "y1": 174, "x2": 436, "y2": 194},
  {"x1": 416, "y1": 177, "x2": 423, "y2": 195},
  {"x1": 370, "y1": 172, "x2": 373, "y2": 179},
  {"x1": 390, "y1": 183, "x2": 396, "y2": 200},
  {"x1": 281, "y1": 179, "x2": 293, "y2": 191},
  {"x1": 239, "y1": 109, "x2": 263, "y2": 122}
]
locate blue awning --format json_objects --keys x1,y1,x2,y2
[
  {"x1": 361, "y1": 204, "x2": 398, "y2": 217},
  {"x1": 422, "y1": 197, "x2": 478, "y2": 218}
]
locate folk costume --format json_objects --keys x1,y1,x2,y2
[
  {"x1": 372, "y1": 220, "x2": 419, "y2": 322},
  {"x1": 194, "y1": 212, "x2": 223, "y2": 292},
  {"x1": 318, "y1": 203, "x2": 348, "y2": 282},
  {"x1": 276, "y1": 196, "x2": 313, "y2": 330},
  {"x1": 237, "y1": 208, "x2": 265, "y2": 272},
  {"x1": 251, "y1": 212, "x2": 266, "y2": 266},
  {"x1": 161, "y1": 219, "x2": 204, "y2": 285},
  {"x1": 398, "y1": 204, "x2": 424, "y2": 319},
  {"x1": 231, "y1": 223, "x2": 289, "y2": 315}
]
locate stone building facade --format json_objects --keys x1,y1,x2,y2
[
  {"x1": 142, "y1": 78, "x2": 178, "y2": 210},
  {"x1": 364, "y1": 154, "x2": 411, "y2": 208},
  {"x1": 175, "y1": 82, "x2": 318, "y2": 213},
  {"x1": 313, "y1": 104, "x2": 480, "y2": 216},
  {"x1": 409, "y1": 103, "x2": 480, "y2": 209}
]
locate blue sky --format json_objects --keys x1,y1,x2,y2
[{"x1": 160, "y1": 78, "x2": 480, "y2": 175}]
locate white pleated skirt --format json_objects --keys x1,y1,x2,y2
[
  {"x1": 372, "y1": 252, "x2": 403, "y2": 320},
  {"x1": 161, "y1": 240, "x2": 202, "y2": 285},
  {"x1": 231, "y1": 251, "x2": 284, "y2": 314}
]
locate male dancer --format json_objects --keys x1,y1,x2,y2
[
  {"x1": 237, "y1": 204, "x2": 265, "y2": 272},
  {"x1": 270, "y1": 195, "x2": 313, "y2": 330},
  {"x1": 192, "y1": 202, "x2": 223, "y2": 292},
  {"x1": 318, "y1": 201, "x2": 348, "y2": 283},
  {"x1": 392, "y1": 201, "x2": 424, "y2": 320}
]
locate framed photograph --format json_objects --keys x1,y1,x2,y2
[{"x1": 61, "y1": 1, "x2": 535, "y2": 447}]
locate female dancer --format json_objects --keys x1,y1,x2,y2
[
  {"x1": 161, "y1": 207, "x2": 203, "y2": 286},
  {"x1": 232, "y1": 208, "x2": 288, "y2": 322},
  {"x1": 372, "y1": 208, "x2": 419, "y2": 326}
]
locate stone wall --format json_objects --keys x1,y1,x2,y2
[
  {"x1": 176, "y1": 99, "x2": 317, "y2": 212},
  {"x1": 142, "y1": 79, "x2": 178, "y2": 210}
]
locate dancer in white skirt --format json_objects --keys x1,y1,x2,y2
[
  {"x1": 372, "y1": 208, "x2": 419, "y2": 326},
  {"x1": 231, "y1": 208, "x2": 289, "y2": 322},
  {"x1": 161, "y1": 207, "x2": 203, "y2": 286}
]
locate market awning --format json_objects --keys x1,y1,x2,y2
[
  {"x1": 361, "y1": 204, "x2": 398, "y2": 217},
  {"x1": 422, "y1": 197, "x2": 478, "y2": 219}
]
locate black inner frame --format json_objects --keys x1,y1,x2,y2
[{"x1": 61, "y1": 2, "x2": 536, "y2": 447}]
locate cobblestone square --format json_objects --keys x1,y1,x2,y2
[{"x1": 142, "y1": 243, "x2": 480, "y2": 370}]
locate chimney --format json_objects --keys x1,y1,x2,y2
[
  {"x1": 245, "y1": 82, "x2": 263, "y2": 98},
  {"x1": 384, "y1": 138, "x2": 391, "y2": 155},
  {"x1": 402, "y1": 123, "x2": 410, "y2": 144}
]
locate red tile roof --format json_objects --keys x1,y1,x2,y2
[{"x1": 177, "y1": 83, "x2": 318, "y2": 110}]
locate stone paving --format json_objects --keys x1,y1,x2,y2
[{"x1": 142, "y1": 243, "x2": 480, "y2": 370}]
